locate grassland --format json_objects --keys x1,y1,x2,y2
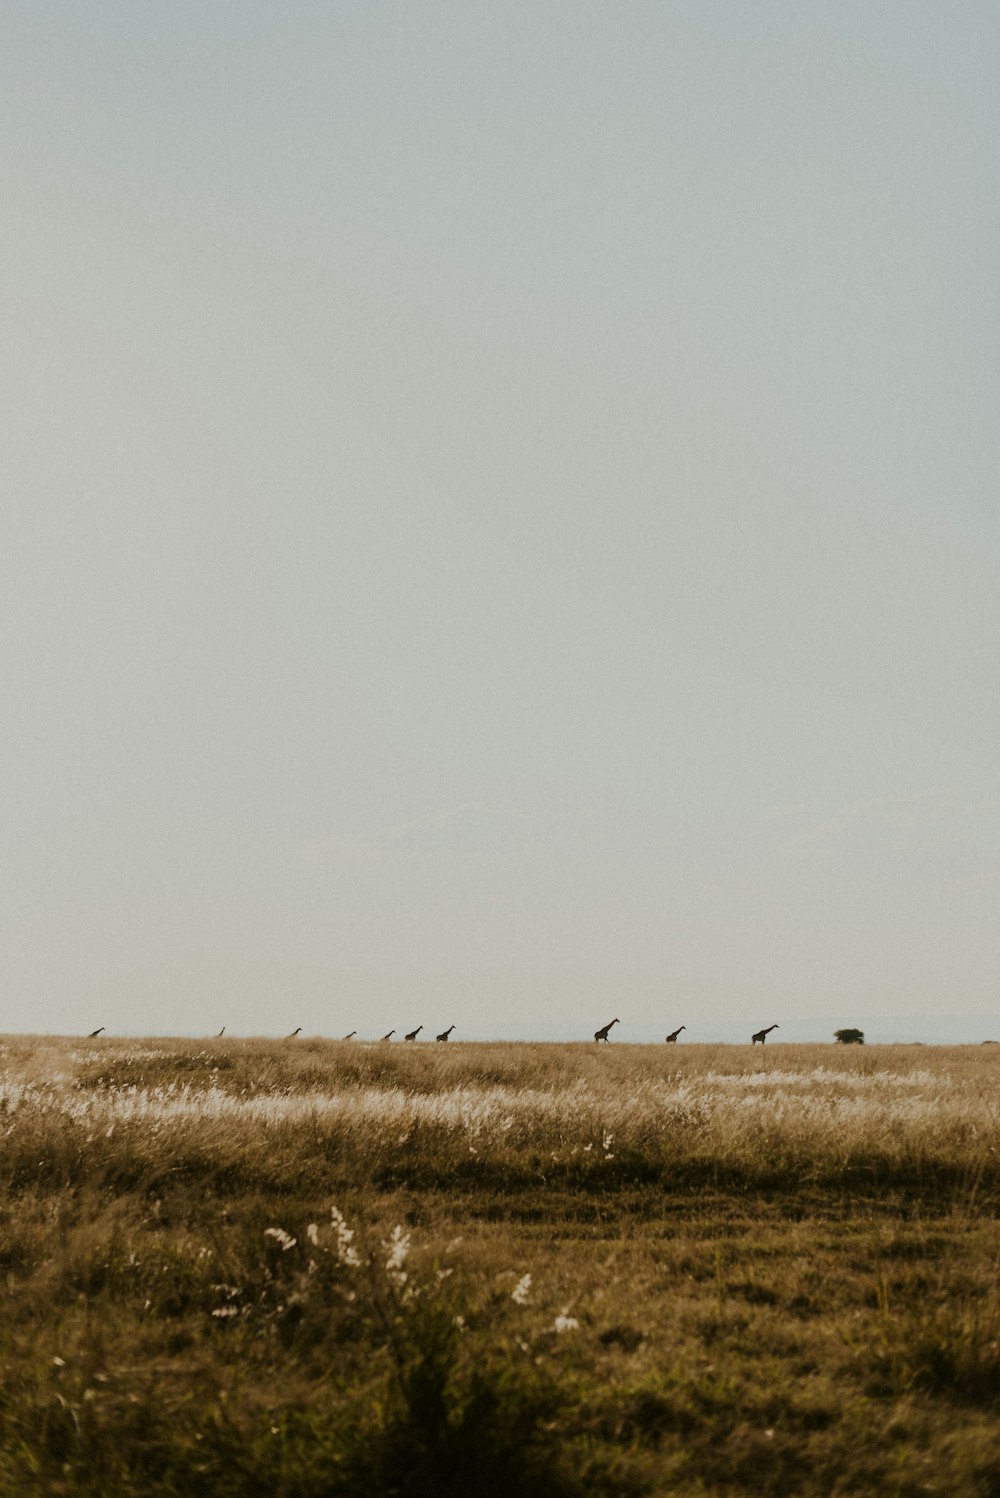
[{"x1": 1, "y1": 1036, "x2": 998, "y2": 1496}]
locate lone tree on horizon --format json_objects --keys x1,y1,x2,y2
[{"x1": 834, "y1": 1027, "x2": 865, "y2": 1045}]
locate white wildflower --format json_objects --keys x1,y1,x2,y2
[
  {"x1": 454, "y1": 1314, "x2": 467, "y2": 1332},
  {"x1": 385, "y1": 1224, "x2": 410, "y2": 1285},
  {"x1": 306, "y1": 1223, "x2": 320, "y2": 1247},
  {"x1": 511, "y1": 1273, "x2": 532, "y2": 1305},
  {"x1": 264, "y1": 1227, "x2": 297, "y2": 1252},
  {"x1": 212, "y1": 1306, "x2": 239, "y2": 1318},
  {"x1": 553, "y1": 1311, "x2": 580, "y2": 1334},
  {"x1": 330, "y1": 1206, "x2": 361, "y2": 1267}
]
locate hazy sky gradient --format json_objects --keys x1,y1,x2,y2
[{"x1": 2, "y1": 3, "x2": 997, "y2": 1040}]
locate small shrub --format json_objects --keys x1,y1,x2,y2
[{"x1": 342, "y1": 1347, "x2": 575, "y2": 1498}]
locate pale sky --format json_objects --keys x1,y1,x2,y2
[{"x1": 2, "y1": 3, "x2": 997, "y2": 1042}]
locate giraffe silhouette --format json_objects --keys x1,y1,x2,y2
[
  {"x1": 594, "y1": 1018, "x2": 619, "y2": 1043},
  {"x1": 404, "y1": 1026, "x2": 423, "y2": 1041},
  {"x1": 342, "y1": 1031, "x2": 356, "y2": 1040},
  {"x1": 87, "y1": 1027, "x2": 105, "y2": 1038},
  {"x1": 436, "y1": 1025, "x2": 455, "y2": 1041},
  {"x1": 752, "y1": 1024, "x2": 779, "y2": 1044},
  {"x1": 665, "y1": 1026, "x2": 686, "y2": 1043},
  {"x1": 216, "y1": 1027, "x2": 225, "y2": 1037},
  {"x1": 287, "y1": 1027, "x2": 302, "y2": 1038},
  {"x1": 380, "y1": 1030, "x2": 395, "y2": 1042}
]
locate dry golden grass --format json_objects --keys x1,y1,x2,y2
[{"x1": 0, "y1": 1036, "x2": 998, "y2": 1495}]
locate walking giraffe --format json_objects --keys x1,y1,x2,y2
[
  {"x1": 594, "y1": 1018, "x2": 619, "y2": 1043},
  {"x1": 380, "y1": 1030, "x2": 395, "y2": 1042},
  {"x1": 404, "y1": 1026, "x2": 423, "y2": 1042},
  {"x1": 665, "y1": 1026, "x2": 686, "y2": 1043},
  {"x1": 436, "y1": 1025, "x2": 455, "y2": 1041},
  {"x1": 752, "y1": 1024, "x2": 779, "y2": 1045}
]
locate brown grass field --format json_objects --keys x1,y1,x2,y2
[{"x1": 1, "y1": 1036, "x2": 998, "y2": 1496}]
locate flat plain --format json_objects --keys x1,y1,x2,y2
[{"x1": 0, "y1": 1036, "x2": 998, "y2": 1496}]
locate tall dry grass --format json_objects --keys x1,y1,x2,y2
[
  {"x1": 1, "y1": 1037, "x2": 996, "y2": 1197},
  {"x1": 1, "y1": 1036, "x2": 998, "y2": 1496}
]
